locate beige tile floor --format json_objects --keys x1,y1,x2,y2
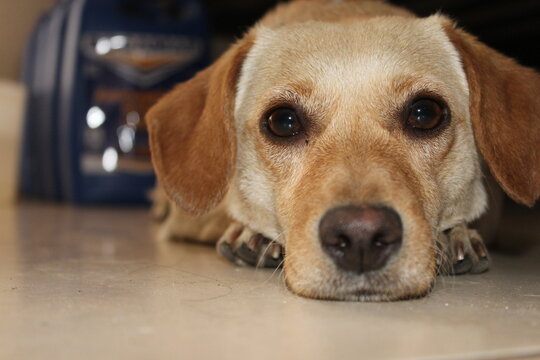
[{"x1": 0, "y1": 203, "x2": 539, "y2": 360}]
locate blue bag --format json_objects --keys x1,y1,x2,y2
[{"x1": 21, "y1": 0, "x2": 208, "y2": 203}]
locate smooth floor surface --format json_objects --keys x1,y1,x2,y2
[{"x1": 1, "y1": 203, "x2": 539, "y2": 360}]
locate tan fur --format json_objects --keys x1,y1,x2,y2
[
  {"x1": 443, "y1": 22, "x2": 540, "y2": 206},
  {"x1": 146, "y1": 35, "x2": 254, "y2": 215},
  {"x1": 152, "y1": 186, "x2": 231, "y2": 244},
  {"x1": 147, "y1": 0, "x2": 540, "y2": 301}
]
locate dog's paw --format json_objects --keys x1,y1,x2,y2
[
  {"x1": 217, "y1": 222, "x2": 283, "y2": 268},
  {"x1": 438, "y1": 224, "x2": 490, "y2": 275},
  {"x1": 149, "y1": 187, "x2": 171, "y2": 223}
]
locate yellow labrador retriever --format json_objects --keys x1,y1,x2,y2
[{"x1": 147, "y1": 0, "x2": 540, "y2": 301}]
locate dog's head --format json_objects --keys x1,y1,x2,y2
[{"x1": 147, "y1": 13, "x2": 540, "y2": 300}]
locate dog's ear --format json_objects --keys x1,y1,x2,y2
[
  {"x1": 146, "y1": 37, "x2": 253, "y2": 214},
  {"x1": 442, "y1": 19, "x2": 540, "y2": 207}
]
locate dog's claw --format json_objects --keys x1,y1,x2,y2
[
  {"x1": 217, "y1": 223, "x2": 284, "y2": 268},
  {"x1": 218, "y1": 241, "x2": 238, "y2": 264},
  {"x1": 454, "y1": 240, "x2": 465, "y2": 262},
  {"x1": 471, "y1": 236, "x2": 488, "y2": 259},
  {"x1": 438, "y1": 224, "x2": 490, "y2": 275},
  {"x1": 236, "y1": 242, "x2": 258, "y2": 265}
]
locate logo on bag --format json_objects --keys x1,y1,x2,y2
[{"x1": 81, "y1": 32, "x2": 204, "y2": 87}]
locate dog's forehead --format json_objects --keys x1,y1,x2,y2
[{"x1": 236, "y1": 16, "x2": 468, "y2": 115}]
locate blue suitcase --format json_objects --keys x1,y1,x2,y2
[
  {"x1": 21, "y1": 3, "x2": 68, "y2": 201},
  {"x1": 21, "y1": 0, "x2": 208, "y2": 204}
]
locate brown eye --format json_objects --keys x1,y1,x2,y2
[
  {"x1": 266, "y1": 108, "x2": 303, "y2": 137},
  {"x1": 407, "y1": 99, "x2": 446, "y2": 130}
]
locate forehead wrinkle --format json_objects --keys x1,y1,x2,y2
[{"x1": 250, "y1": 18, "x2": 466, "y2": 86}]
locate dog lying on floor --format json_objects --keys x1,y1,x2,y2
[{"x1": 146, "y1": 0, "x2": 540, "y2": 301}]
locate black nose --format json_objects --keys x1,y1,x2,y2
[{"x1": 319, "y1": 205, "x2": 403, "y2": 274}]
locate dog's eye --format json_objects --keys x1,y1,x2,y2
[
  {"x1": 266, "y1": 108, "x2": 303, "y2": 137},
  {"x1": 406, "y1": 99, "x2": 446, "y2": 130}
]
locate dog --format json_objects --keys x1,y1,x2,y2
[{"x1": 146, "y1": 0, "x2": 540, "y2": 301}]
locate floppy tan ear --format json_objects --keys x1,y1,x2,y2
[
  {"x1": 146, "y1": 37, "x2": 254, "y2": 214},
  {"x1": 443, "y1": 20, "x2": 540, "y2": 207}
]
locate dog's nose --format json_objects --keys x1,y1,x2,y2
[{"x1": 319, "y1": 205, "x2": 403, "y2": 274}]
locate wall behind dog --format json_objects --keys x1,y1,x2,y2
[
  {"x1": 0, "y1": 0, "x2": 55, "y2": 81},
  {"x1": 0, "y1": 0, "x2": 54, "y2": 205}
]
